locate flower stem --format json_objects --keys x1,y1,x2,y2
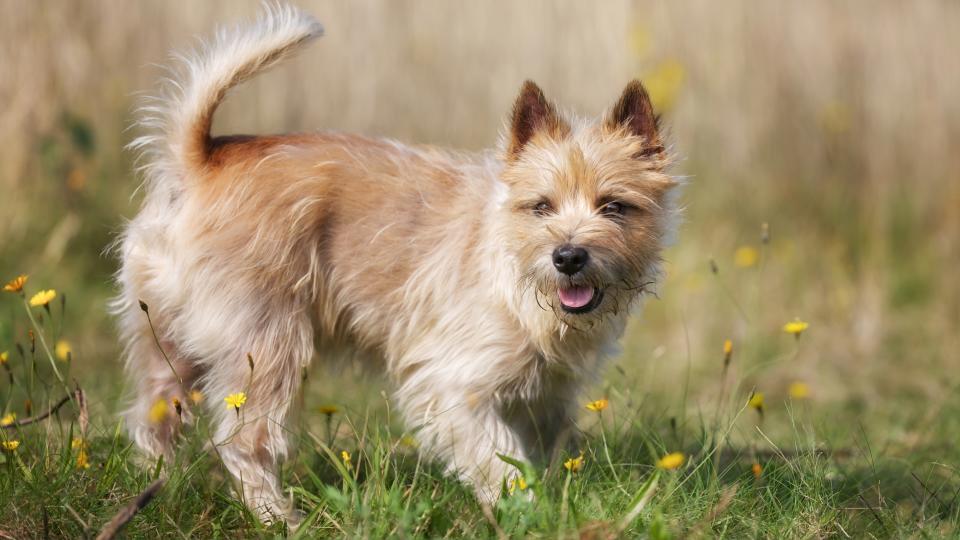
[{"x1": 22, "y1": 299, "x2": 69, "y2": 397}]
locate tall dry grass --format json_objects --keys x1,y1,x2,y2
[{"x1": 0, "y1": 0, "x2": 957, "y2": 433}]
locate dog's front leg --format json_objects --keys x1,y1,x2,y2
[{"x1": 398, "y1": 381, "x2": 528, "y2": 504}]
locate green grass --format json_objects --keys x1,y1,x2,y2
[{"x1": 1, "y1": 288, "x2": 958, "y2": 538}]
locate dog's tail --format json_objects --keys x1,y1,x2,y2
[{"x1": 130, "y1": 4, "x2": 323, "y2": 188}]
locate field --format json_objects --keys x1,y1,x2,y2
[{"x1": 1, "y1": 1, "x2": 959, "y2": 537}]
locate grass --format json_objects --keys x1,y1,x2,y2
[{"x1": 1, "y1": 270, "x2": 958, "y2": 538}]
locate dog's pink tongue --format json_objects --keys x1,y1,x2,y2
[{"x1": 558, "y1": 286, "x2": 594, "y2": 308}]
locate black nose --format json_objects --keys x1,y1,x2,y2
[{"x1": 552, "y1": 245, "x2": 589, "y2": 275}]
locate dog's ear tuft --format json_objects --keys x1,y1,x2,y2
[
  {"x1": 506, "y1": 80, "x2": 567, "y2": 160},
  {"x1": 607, "y1": 80, "x2": 663, "y2": 158}
]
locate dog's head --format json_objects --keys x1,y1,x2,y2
[{"x1": 497, "y1": 80, "x2": 679, "y2": 330}]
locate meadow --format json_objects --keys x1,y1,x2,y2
[{"x1": 1, "y1": 1, "x2": 959, "y2": 537}]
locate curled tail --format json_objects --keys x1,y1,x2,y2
[{"x1": 130, "y1": 3, "x2": 323, "y2": 190}]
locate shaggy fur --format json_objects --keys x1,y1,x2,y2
[{"x1": 114, "y1": 4, "x2": 679, "y2": 523}]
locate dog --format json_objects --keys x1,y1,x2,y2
[{"x1": 113, "y1": 4, "x2": 679, "y2": 523}]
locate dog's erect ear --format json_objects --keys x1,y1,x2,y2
[
  {"x1": 606, "y1": 80, "x2": 664, "y2": 158},
  {"x1": 506, "y1": 80, "x2": 568, "y2": 160}
]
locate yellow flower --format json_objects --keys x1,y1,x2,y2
[
  {"x1": 644, "y1": 58, "x2": 685, "y2": 112},
  {"x1": 399, "y1": 435, "x2": 419, "y2": 449},
  {"x1": 564, "y1": 453, "x2": 584, "y2": 473},
  {"x1": 1, "y1": 440, "x2": 20, "y2": 451},
  {"x1": 734, "y1": 246, "x2": 759, "y2": 268},
  {"x1": 0, "y1": 351, "x2": 7, "y2": 364},
  {"x1": 224, "y1": 392, "x2": 247, "y2": 410},
  {"x1": 0, "y1": 413, "x2": 15, "y2": 427},
  {"x1": 628, "y1": 23, "x2": 652, "y2": 57},
  {"x1": 148, "y1": 398, "x2": 169, "y2": 423},
  {"x1": 189, "y1": 390, "x2": 203, "y2": 404},
  {"x1": 55, "y1": 340, "x2": 72, "y2": 361},
  {"x1": 788, "y1": 381, "x2": 810, "y2": 400},
  {"x1": 508, "y1": 475, "x2": 528, "y2": 495},
  {"x1": 72, "y1": 437, "x2": 86, "y2": 450},
  {"x1": 748, "y1": 392, "x2": 764, "y2": 411},
  {"x1": 585, "y1": 399, "x2": 609, "y2": 412},
  {"x1": 76, "y1": 449, "x2": 91, "y2": 469},
  {"x1": 3, "y1": 275, "x2": 27, "y2": 293},
  {"x1": 656, "y1": 452, "x2": 685, "y2": 470},
  {"x1": 819, "y1": 100, "x2": 851, "y2": 135},
  {"x1": 783, "y1": 319, "x2": 809, "y2": 337},
  {"x1": 29, "y1": 289, "x2": 57, "y2": 307},
  {"x1": 318, "y1": 404, "x2": 340, "y2": 415},
  {"x1": 752, "y1": 462, "x2": 763, "y2": 479},
  {"x1": 341, "y1": 450, "x2": 352, "y2": 469}
]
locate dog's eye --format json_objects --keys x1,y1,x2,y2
[
  {"x1": 533, "y1": 201, "x2": 553, "y2": 216},
  {"x1": 600, "y1": 201, "x2": 626, "y2": 216}
]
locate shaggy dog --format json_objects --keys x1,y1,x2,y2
[{"x1": 114, "y1": 4, "x2": 679, "y2": 523}]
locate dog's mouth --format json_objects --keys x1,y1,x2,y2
[{"x1": 558, "y1": 286, "x2": 604, "y2": 314}]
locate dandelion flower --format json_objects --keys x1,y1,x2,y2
[
  {"x1": 0, "y1": 413, "x2": 15, "y2": 427},
  {"x1": 819, "y1": 101, "x2": 851, "y2": 135},
  {"x1": 783, "y1": 319, "x2": 809, "y2": 337},
  {"x1": 0, "y1": 351, "x2": 7, "y2": 364},
  {"x1": 752, "y1": 462, "x2": 763, "y2": 479},
  {"x1": 723, "y1": 339, "x2": 733, "y2": 365},
  {"x1": 318, "y1": 405, "x2": 340, "y2": 415},
  {"x1": 509, "y1": 476, "x2": 528, "y2": 495},
  {"x1": 72, "y1": 437, "x2": 86, "y2": 450},
  {"x1": 1, "y1": 440, "x2": 20, "y2": 451},
  {"x1": 3, "y1": 275, "x2": 27, "y2": 293},
  {"x1": 585, "y1": 399, "x2": 609, "y2": 412},
  {"x1": 564, "y1": 453, "x2": 584, "y2": 473},
  {"x1": 656, "y1": 452, "x2": 685, "y2": 470},
  {"x1": 748, "y1": 392, "x2": 764, "y2": 411},
  {"x1": 148, "y1": 398, "x2": 169, "y2": 423},
  {"x1": 341, "y1": 450, "x2": 352, "y2": 469},
  {"x1": 29, "y1": 289, "x2": 56, "y2": 307},
  {"x1": 628, "y1": 24, "x2": 652, "y2": 57},
  {"x1": 734, "y1": 246, "x2": 759, "y2": 268},
  {"x1": 399, "y1": 435, "x2": 419, "y2": 449},
  {"x1": 644, "y1": 58, "x2": 685, "y2": 112},
  {"x1": 189, "y1": 390, "x2": 203, "y2": 404},
  {"x1": 55, "y1": 340, "x2": 72, "y2": 361},
  {"x1": 76, "y1": 449, "x2": 91, "y2": 469},
  {"x1": 788, "y1": 381, "x2": 810, "y2": 400},
  {"x1": 224, "y1": 392, "x2": 247, "y2": 412}
]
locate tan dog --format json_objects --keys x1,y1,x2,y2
[{"x1": 113, "y1": 4, "x2": 679, "y2": 523}]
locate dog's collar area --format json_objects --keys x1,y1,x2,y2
[{"x1": 560, "y1": 287, "x2": 604, "y2": 314}]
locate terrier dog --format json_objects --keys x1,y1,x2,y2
[{"x1": 114, "y1": 4, "x2": 679, "y2": 523}]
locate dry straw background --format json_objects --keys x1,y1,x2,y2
[{"x1": 1, "y1": 0, "x2": 959, "y2": 531}]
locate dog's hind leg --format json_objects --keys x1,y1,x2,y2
[
  {"x1": 201, "y1": 308, "x2": 314, "y2": 525},
  {"x1": 115, "y1": 279, "x2": 201, "y2": 461},
  {"x1": 122, "y1": 331, "x2": 199, "y2": 460}
]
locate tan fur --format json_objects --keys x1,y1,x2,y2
[{"x1": 114, "y1": 5, "x2": 680, "y2": 524}]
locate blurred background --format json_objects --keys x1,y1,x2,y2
[{"x1": 1, "y1": 1, "x2": 958, "y2": 453}]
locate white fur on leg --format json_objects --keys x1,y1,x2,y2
[{"x1": 197, "y1": 306, "x2": 313, "y2": 525}]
